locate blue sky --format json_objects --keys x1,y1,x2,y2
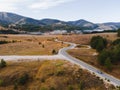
[{"x1": 0, "y1": 0, "x2": 120, "y2": 23}]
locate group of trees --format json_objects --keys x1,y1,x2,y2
[
  {"x1": 98, "y1": 39, "x2": 120, "y2": 70},
  {"x1": 0, "y1": 40, "x2": 9, "y2": 44},
  {"x1": 90, "y1": 31, "x2": 120, "y2": 70},
  {"x1": 9, "y1": 24, "x2": 91, "y2": 33},
  {"x1": 90, "y1": 36, "x2": 107, "y2": 52}
]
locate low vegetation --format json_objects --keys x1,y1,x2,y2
[
  {"x1": 0, "y1": 60, "x2": 112, "y2": 90},
  {"x1": 117, "y1": 29, "x2": 120, "y2": 37},
  {"x1": 0, "y1": 59, "x2": 6, "y2": 68}
]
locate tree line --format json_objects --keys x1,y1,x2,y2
[{"x1": 90, "y1": 30, "x2": 120, "y2": 70}]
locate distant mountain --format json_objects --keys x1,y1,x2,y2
[
  {"x1": 68, "y1": 19, "x2": 98, "y2": 29},
  {"x1": 15, "y1": 18, "x2": 45, "y2": 25},
  {"x1": 0, "y1": 12, "x2": 120, "y2": 32},
  {"x1": 0, "y1": 25, "x2": 6, "y2": 30},
  {"x1": 40, "y1": 19, "x2": 66, "y2": 25},
  {"x1": 97, "y1": 23, "x2": 118, "y2": 30},
  {"x1": 0, "y1": 12, "x2": 44, "y2": 25},
  {"x1": 0, "y1": 12, "x2": 24, "y2": 24}
]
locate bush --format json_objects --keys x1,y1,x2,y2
[
  {"x1": 79, "y1": 81, "x2": 84, "y2": 90},
  {"x1": 112, "y1": 39, "x2": 120, "y2": 45},
  {"x1": 68, "y1": 85, "x2": 73, "y2": 90},
  {"x1": 111, "y1": 44, "x2": 120, "y2": 62},
  {"x1": 117, "y1": 29, "x2": 120, "y2": 37},
  {"x1": 0, "y1": 40, "x2": 9, "y2": 44},
  {"x1": 18, "y1": 73, "x2": 29, "y2": 85},
  {"x1": 42, "y1": 44, "x2": 45, "y2": 48},
  {"x1": 98, "y1": 50, "x2": 111, "y2": 65},
  {"x1": 14, "y1": 83, "x2": 18, "y2": 90},
  {"x1": 0, "y1": 79, "x2": 3, "y2": 86},
  {"x1": 40, "y1": 87, "x2": 47, "y2": 90},
  {"x1": 52, "y1": 49, "x2": 57, "y2": 54},
  {"x1": 0, "y1": 59, "x2": 7, "y2": 68},
  {"x1": 104, "y1": 57, "x2": 112, "y2": 70},
  {"x1": 49, "y1": 87, "x2": 55, "y2": 90}
]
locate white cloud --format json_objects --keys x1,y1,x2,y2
[
  {"x1": 0, "y1": 0, "x2": 24, "y2": 11},
  {"x1": 29, "y1": 0, "x2": 75, "y2": 9},
  {"x1": 0, "y1": 0, "x2": 75, "y2": 12}
]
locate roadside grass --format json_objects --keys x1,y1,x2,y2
[
  {"x1": 75, "y1": 45, "x2": 89, "y2": 48},
  {"x1": 68, "y1": 48, "x2": 120, "y2": 79},
  {"x1": 0, "y1": 35, "x2": 67, "y2": 55},
  {"x1": 0, "y1": 60, "x2": 113, "y2": 90}
]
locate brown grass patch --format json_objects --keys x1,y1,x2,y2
[
  {"x1": 0, "y1": 35, "x2": 67, "y2": 55},
  {"x1": 0, "y1": 60, "x2": 112, "y2": 90},
  {"x1": 59, "y1": 33, "x2": 118, "y2": 44}
]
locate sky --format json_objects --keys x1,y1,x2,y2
[{"x1": 0, "y1": 0, "x2": 120, "y2": 23}]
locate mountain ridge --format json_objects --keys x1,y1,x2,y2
[{"x1": 0, "y1": 12, "x2": 119, "y2": 31}]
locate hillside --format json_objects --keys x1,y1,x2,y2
[
  {"x1": 0, "y1": 12, "x2": 44, "y2": 26},
  {"x1": 0, "y1": 60, "x2": 114, "y2": 90}
]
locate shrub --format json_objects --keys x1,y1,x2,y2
[
  {"x1": 55, "y1": 69, "x2": 64, "y2": 76},
  {"x1": 112, "y1": 39, "x2": 120, "y2": 45},
  {"x1": 49, "y1": 87, "x2": 55, "y2": 90},
  {"x1": 0, "y1": 40, "x2": 9, "y2": 44},
  {"x1": 104, "y1": 57, "x2": 112, "y2": 70},
  {"x1": 98, "y1": 50, "x2": 110, "y2": 65},
  {"x1": 117, "y1": 29, "x2": 120, "y2": 37},
  {"x1": 12, "y1": 40, "x2": 17, "y2": 43},
  {"x1": 68, "y1": 85, "x2": 73, "y2": 90},
  {"x1": 18, "y1": 73, "x2": 29, "y2": 85},
  {"x1": 40, "y1": 78, "x2": 45, "y2": 83},
  {"x1": 14, "y1": 83, "x2": 18, "y2": 90},
  {"x1": 42, "y1": 44, "x2": 45, "y2": 48},
  {"x1": 40, "y1": 87, "x2": 47, "y2": 90},
  {"x1": 0, "y1": 79, "x2": 3, "y2": 86},
  {"x1": 112, "y1": 44, "x2": 120, "y2": 62},
  {"x1": 79, "y1": 81, "x2": 84, "y2": 90},
  {"x1": 0, "y1": 59, "x2": 7, "y2": 68},
  {"x1": 52, "y1": 49, "x2": 57, "y2": 54},
  {"x1": 38, "y1": 42, "x2": 41, "y2": 45}
]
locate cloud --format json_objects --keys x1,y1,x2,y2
[
  {"x1": 0, "y1": 0, "x2": 25, "y2": 11},
  {"x1": 29, "y1": 0, "x2": 75, "y2": 10},
  {"x1": 0, "y1": 0, "x2": 75, "y2": 12}
]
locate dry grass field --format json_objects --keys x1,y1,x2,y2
[
  {"x1": 0, "y1": 35, "x2": 68, "y2": 55},
  {"x1": 59, "y1": 33, "x2": 118, "y2": 44},
  {"x1": 0, "y1": 60, "x2": 114, "y2": 90}
]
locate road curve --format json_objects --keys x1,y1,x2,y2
[{"x1": 57, "y1": 40, "x2": 120, "y2": 87}]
